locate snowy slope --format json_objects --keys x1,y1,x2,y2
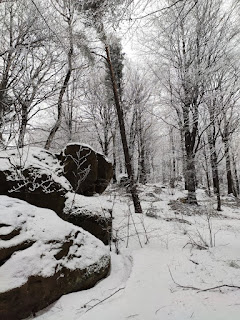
[{"x1": 29, "y1": 186, "x2": 240, "y2": 320}]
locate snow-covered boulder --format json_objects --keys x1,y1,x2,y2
[
  {"x1": 0, "y1": 146, "x2": 112, "y2": 244},
  {"x1": 58, "y1": 143, "x2": 113, "y2": 196},
  {"x1": 0, "y1": 147, "x2": 70, "y2": 215},
  {"x1": 0, "y1": 196, "x2": 110, "y2": 320},
  {"x1": 61, "y1": 192, "x2": 112, "y2": 245}
]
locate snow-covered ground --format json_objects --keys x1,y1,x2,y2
[{"x1": 29, "y1": 185, "x2": 240, "y2": 320}]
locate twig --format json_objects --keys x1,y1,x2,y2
[
  {"x1": 84, "y1": 287, "x2": 125, "y2": 314},
  {"x1": 168, "y1": 266, "x2": 240, "y2": 293}
]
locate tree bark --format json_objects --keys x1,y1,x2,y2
[
  {"x1": 184, "y1": 107, "x2": 198, "y2": 204},
  {"x1": 45, "y1": 69, "x2": 71, "y2": 150},
  {"x1": 105, "y1": 44, "x2": 142, "y2": 213},
  {"x1": 202, "y1": 143, "x2": 211, "y2": 197},
  {"x1": 45, "y1": 14, "x2": 73, "y2": 150},
  {"x1": 232, "y1": 153, "x2": 239, "y2": 196},
  {"x1": 224, "y1": 138, "x2": 237, "y2": 196},
  {"x1": 208, "y1": 137, "x2": 221, "y2": 211},
  {"x1": 18, "y1": 103, "x2": 28, "y2": 148}
]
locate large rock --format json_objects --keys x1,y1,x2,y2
[
  {"x1": 62, "y1": 192, "x2": 112, "y2": 245},
  {"x1": 0, "y1": 196, "x2": 110, "y2": 320},
  {"x1": 0, "y1": 146, "x2": 112, "y2": 244},
  {"x1": 59, "y1": 143, "x2": 113, "y2": 196},
  {"x1": 96, "y1": 153, "x2": 113, "y2": 194},
  {"x1": 0, "y1": 147, "x2": 70, "y2": 215},
  {"x1": 59, "y1": 143, "x2": 98, "y2": 196}
]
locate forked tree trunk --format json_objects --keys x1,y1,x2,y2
[
  {"x1": 45, "y1": 17, "x2": 73, "y2": 150},
  {"x1": 45, "y1": 69, "x2": 71, "y2": 150},
  {"x1": 105, "y1": 44, "x2": 142, "y2": 213}
]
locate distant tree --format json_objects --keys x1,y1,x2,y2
[{"x1": 149, "y1": 0, "x2": 239, "y2": 204}]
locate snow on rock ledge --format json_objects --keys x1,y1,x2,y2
[
  {"x1": 61, "y1": 192, "x2": 112, "y2": 245},
  {"x1": 0, "y1": 196, "x2": 110, "y2": 320}
]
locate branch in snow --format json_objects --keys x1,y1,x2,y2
[{"x1": 168, "y1": 266, "x2": 240, "y2": 293}]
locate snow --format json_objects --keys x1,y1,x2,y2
[
  {"x1": 64, "y1": 192, "x2": 112, "y2": 219},
  {"x1": 0, "y1": 146, "x2": 72, "y2": 191},
  {"x1": 62, "y1": 142, "x2": 112, "y2": 164},
  {"x1": 0, "y1": 196, "x2": 109, "y2": 293},
  {"x1": 28, "y1": 185, "x2": 240, "y2": 320}
]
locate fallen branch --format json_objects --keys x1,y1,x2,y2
[
  {"x1": 84, "y1": 287, "x2": 125, "y2": 314},
  {"x1": 168, "y1": 266, "x2": 240, "y2": 293}
]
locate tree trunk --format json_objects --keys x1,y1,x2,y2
[
  {"x1": 105, "y1": 45, "x2": 142, "y2": 213},
  {"x1": 170, "y1": 128, "x2": 176, "y2": 188},
  {"x1": 224, "y1": 139, "x2": 237, "y2": 196},
  {"x1": 45, "y1": 18, "x2": 73, "y2": 150},
  {"x1": 184, "y1": 124, "x2": 197, "y2": 204},
  {"x1": 112, "y1": 132, "x2": 117, "y2": 183},
  {"x1": 138, "y1": 143, "x2": 147, "y2": 184},
  {"x1": 18, "y1": 104, "x2": 28, "y2": 148},
  {"x1": 232, "y1": 153, "x2": 239, "y2": 196},
  {"x1": 180, "y1": 129, "x2": 188, "y2": 190},
  {"x1": 45, "y1": 69, "x2": 71, "y2": 150},
  {"x1": 208, "y1": 137, "x2": 221, "y2": 211},
  {"x1": 185, "y1": 153, "x2": 197, "y2": 204}
]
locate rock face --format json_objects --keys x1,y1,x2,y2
[
  {"x1": 59, "y1": 144, "x2": 98, "y2": 196},
  {"x1": 0, "y1": 196, "x2": 110, "y2": 320},
  {"x1": 0, "y1": 146, "x2": 112, "y2": 244},
  {"x1": 96, "y1": 153, "x2": 113, "y2": 194},
  {"x1": 59, "y1": 143, "x2": 113, "y2": 196},
  {"x1": 62, "y1": 193, "x2": 112, "y2": 245}
]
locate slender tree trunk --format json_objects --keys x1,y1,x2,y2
[
  {"x1": 45, "y1": 17, "x2": 73, "y2": 150},
  {"x1": 232, "y1": 153, "x2": 239, "y2": 196},
  {"x1": 45, "y1": 69, "x2": 71, "y2": 150},
  {"x1": 105, "y1": 45, "x2": 142, "y2": 213},
  {"x1": 208, "y1": 138, "x2": 221, "y2": 211},
  {"x1": 203, "y1": 145, "x2": 211, "y2": 197},
  {"x1": 112, "y1": 132, "x2": 117, "y2": 183},
  {"x1": 18, "y1": 104, "x2": 28, "y2": 148},
  {"x1": 170, "y1": 128, "x2": 176, "y2": 188}
]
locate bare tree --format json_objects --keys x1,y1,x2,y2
[{"x1": 148, "y1": 0, "x2": 239, "y2": 204}]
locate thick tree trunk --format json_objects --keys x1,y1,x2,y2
[
  {"x1": 224, "y1": 139, "x2": 237, "y2": 196},
  {"x1": 180, "y1": 129, "x2": 188, "y2": 190},
  {"x1": 184, "y1": 119, "x2": 198, "y2": 204},
  {"x1": 185, "y1": 153, "x2": 197, "y2": 204},
  {"x1": 105, "y1": 45, "x2": 142, "y2": 213},
  {"x1": 138, "y1": 144, "x2": 147, "y2": 184}
]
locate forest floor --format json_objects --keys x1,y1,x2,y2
[{"x1": 32, "y1": 184, "x2": 240, "y2": 320}]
